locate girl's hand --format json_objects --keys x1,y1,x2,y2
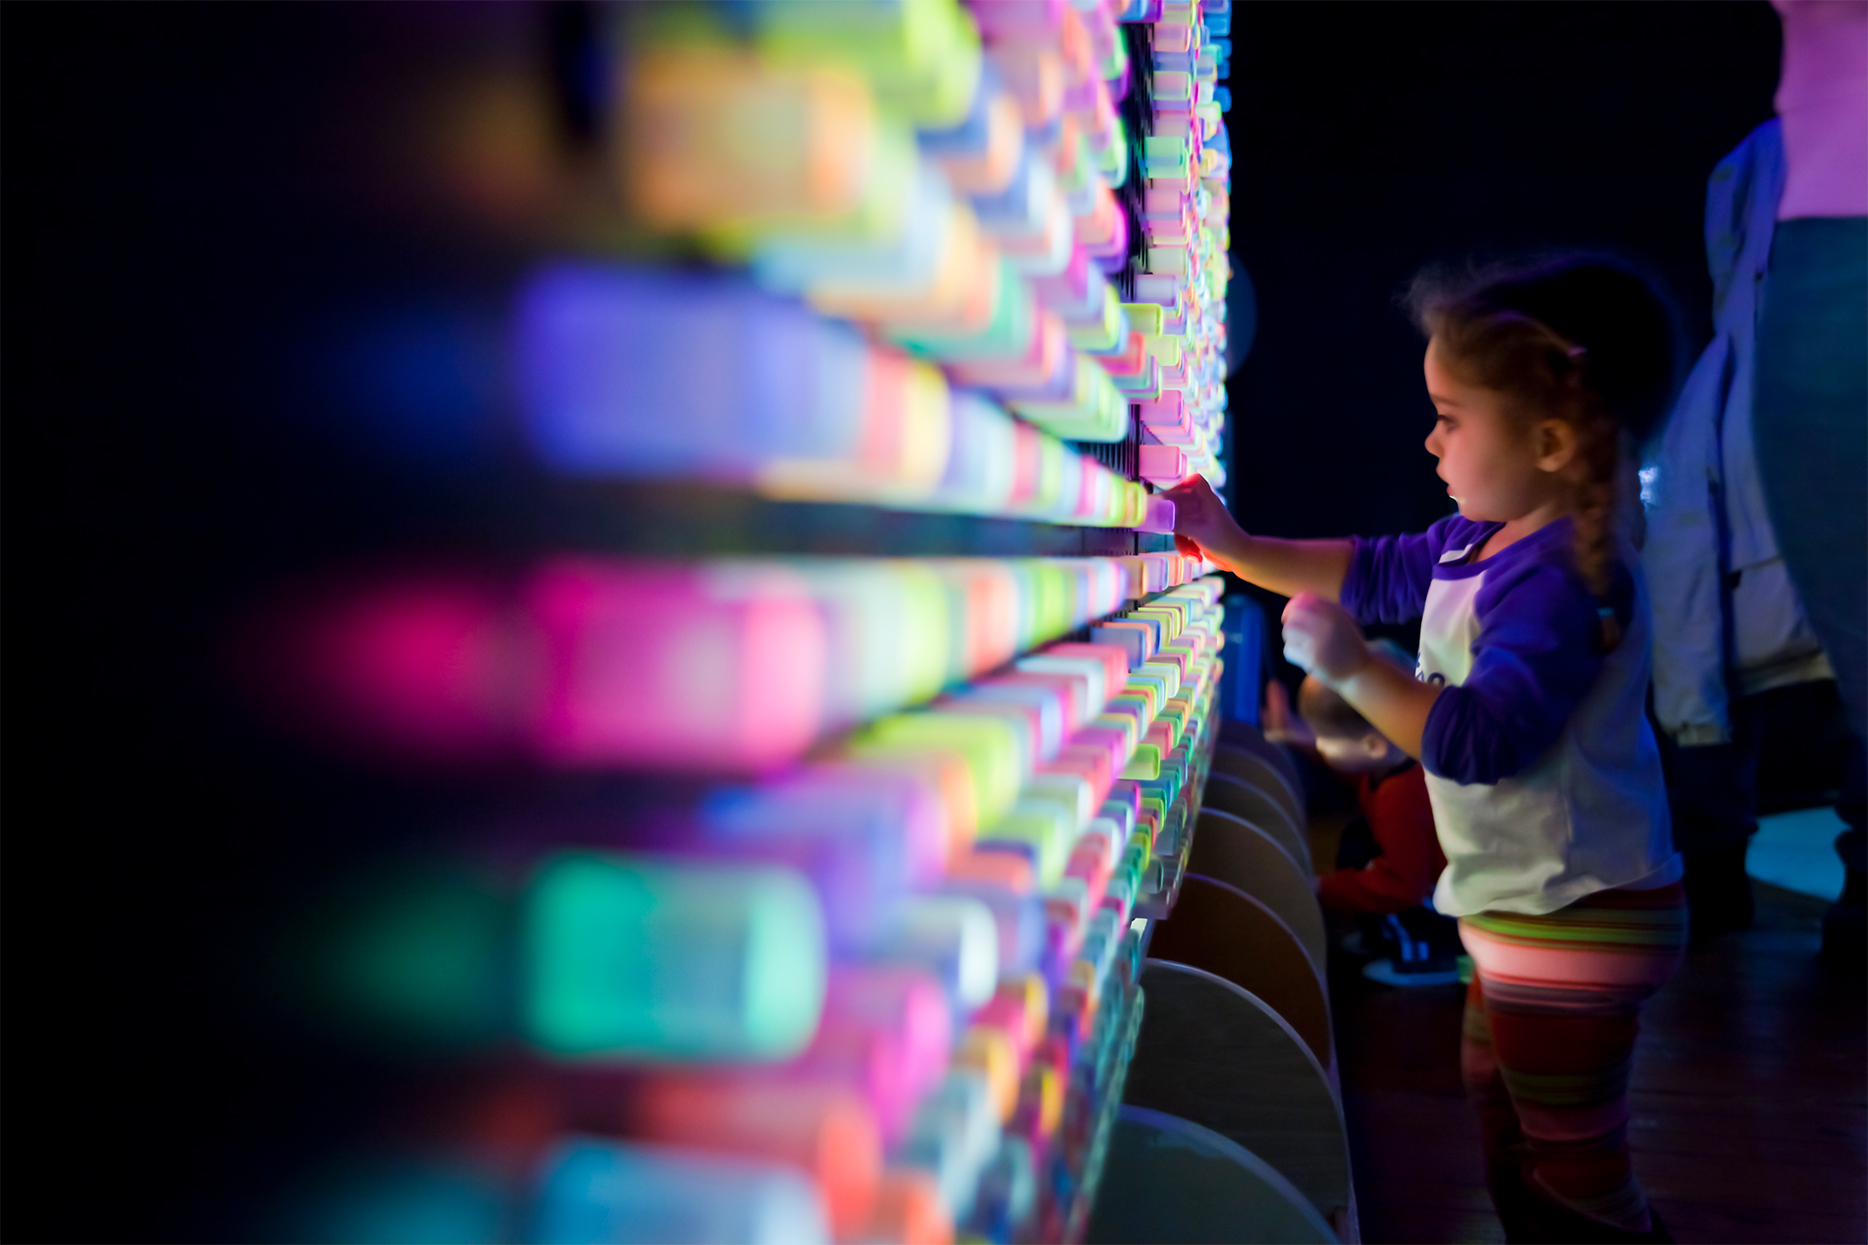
[
  {"x1": 1281, "y1": 592, "x2": 1373, "y2": 686},
  {"x1": 1159, "y1": 474, "x2": 1247, "y2": 561}
]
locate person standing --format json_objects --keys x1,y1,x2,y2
[
  {"x1": 1642, "y1": 114, "x2": 1842, "y2": 944},
  {"x1": 1166, "y1": 255, "x2": 1686, "y2": 1240},
  {"x1": 1751, "y1": 0, "x2": 1868, "y2": 967}
]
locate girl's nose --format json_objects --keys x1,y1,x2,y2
[{"x1": 1424, "y1": 427, "x2": 1442, "y2": 457}]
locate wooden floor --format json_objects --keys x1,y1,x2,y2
[{"x1": 1329, "y1": 879, "x2": 1868, "y2": 1243}]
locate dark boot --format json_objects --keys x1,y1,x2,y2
[
  {"x1": 1820, "y1": 864, "x2": 1867, "y2": 972},
  {"x1": 1821, "y1": 753, "x2": 1865, "y2": 971},
  {"x1": 1684, "y1": 844, "x2": 1754, "y2": 946}
]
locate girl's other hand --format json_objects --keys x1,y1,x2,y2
[
  {"x1": 1281, "y1": 592, "x2": 1373, "y2": 686},
  {"x1": 1159, "y1": 474, "x2": 1244, "y2": 560}
]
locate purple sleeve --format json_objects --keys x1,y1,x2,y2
[
  {"x1": 1338, "y1": 516, "x2": 1466, "y2": 625},
  {"x1": 1421, "y1": 559, "x2": 1633, "y2": 784}
]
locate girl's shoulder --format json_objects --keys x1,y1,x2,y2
[
  {"x1": 1471, "y1": 524, "x2": 1639, "y2": 631},
  {"x1": 1404, "y1": 508, "x2": 1509, "y2": 560},
  {"x1": 1417, "y1": 514, "x2": 1501, "y2": 563}
]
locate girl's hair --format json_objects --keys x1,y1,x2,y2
[{"x1": 1403, "y1": 255, "x2": 1682, "y2": 599}]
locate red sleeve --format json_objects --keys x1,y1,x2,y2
[{"x1": 1316, "y1": 765, "x2": 1446, "y2": 914}]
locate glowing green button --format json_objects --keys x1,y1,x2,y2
[{"x1": 523, "y1": 853, "x2": 825, "y2": 1063}]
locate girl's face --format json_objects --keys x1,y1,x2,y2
[{"x1": 1422, "y1": 338, "x2": 1572, "y2": 523}]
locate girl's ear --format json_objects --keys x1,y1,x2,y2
[{"x1": 1532, "y1": 418, "x2": 1579, "y2": 475}]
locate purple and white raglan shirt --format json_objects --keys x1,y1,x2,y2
[{"x1": 1340, "y1": 515, "x2": 1679, "y2": 917}]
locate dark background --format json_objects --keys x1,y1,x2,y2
[
  {"x1": 1224, "y1": 2, "x2": 1782, "y2": 544},
  {"x1": 2, "y1": 3, "x2": 1787, "y2": 1240}
]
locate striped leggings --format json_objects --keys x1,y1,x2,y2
[{"x1": 1459, "y1": 881, "x2": 1688, "y2": 1237}]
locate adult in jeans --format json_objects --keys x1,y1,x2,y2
[
  {"x1": 1752, "y1": 0, "x2": 1867, "y2": 967},
  {"x1": 1643, "y1": 113, "x2": 1843, "y2": 945}
]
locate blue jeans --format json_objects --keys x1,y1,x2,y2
[{"x1": 1753, "y1": 216, "x2": 1868, "y2": 878}]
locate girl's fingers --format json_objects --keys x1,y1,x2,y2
[
  {"x1": 1281, "y1": 607, "x2": 1321, "y2": 670},
  {"x1": 1282, "y1": 591, "x2": 1322, "y2": 625},
  {"x1": 1281, "y1": 592, "x2": 1368, "y2": 682}
]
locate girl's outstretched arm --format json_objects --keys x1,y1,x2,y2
[
  {"x1": 1282, "y1": 592, "x2": 1441, "y2": 758},
  {"x1": 1160, "y1": 476, "x2": 1356, "y2": 601}
]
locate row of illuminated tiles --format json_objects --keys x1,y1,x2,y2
[
  {"x1": 257, "y1": 554, "x2": 1221, "y2": 772},
  {"x1": 517, "y1": 264, "x2": 1216, "y2": 516}
]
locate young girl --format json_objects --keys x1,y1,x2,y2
[{"x1": 1165, "y1": 257, "x2": 1685, "y2": 1243}]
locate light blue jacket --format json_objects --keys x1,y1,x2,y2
[{"x1": 1644, "y1": 120, "x2": 1829, "y2": 746}]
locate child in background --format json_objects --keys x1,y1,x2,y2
[
  {"x1": 1278, "y1": 641, "x2": 1462, "y2": 986},
  {"x1": 1165, "y1": 256, "x2": 1684, "y2": 1243}
]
